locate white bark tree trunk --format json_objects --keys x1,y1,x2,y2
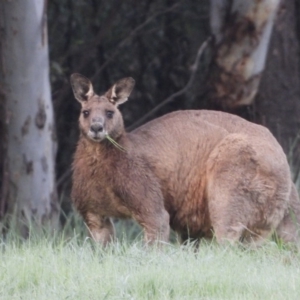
[
  {"x1": 209, "y1": 0, "x2": 280, "y2": 108},
  {"x1": 0, "y1": 0, "x2": 59, "y2": 234}
]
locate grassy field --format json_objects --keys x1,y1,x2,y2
[{"x1": 1, "y1": 222, "x2": 300, "y2": 300}]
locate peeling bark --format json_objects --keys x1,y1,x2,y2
[
  {"x1": 209, "y1": 0, "x2": 280, "y2": 109},
  {"x1": 255, "y1": 0, "x2": 300, "y2": 183},
  {"x1": 0, "y1": 0, "x2": 59, "y2": 233}
]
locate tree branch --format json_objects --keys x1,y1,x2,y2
[
  {"x1": 92, "y1": 3, "x2": 180, "y2": 81},
  {"x1": 127, "y1": 37, "x2": 211, "y2": 131},
  {"x1": 53, "y1": 3, "x2": 180, "y2": 109}
]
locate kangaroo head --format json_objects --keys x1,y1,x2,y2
[{"x1": 70, "y1": 73, "x2": 135, "y2": 142}]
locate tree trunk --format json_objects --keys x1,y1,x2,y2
[
  {"x1": 255, "y1": 0, "x2": 300, "y2": 184},
  {"x1": 0, "y1": 0, "x2": 59, "y2": 235},
  {"x1": 208, "y1": 0, "x2": 300, "y2": 183},
  {"x1": 209, "y1": 0, "x2": 280, "y2": 109}
]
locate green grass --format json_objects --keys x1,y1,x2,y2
[{"x1": 1, "y1": 225, "x2": 300, "y2": 300}]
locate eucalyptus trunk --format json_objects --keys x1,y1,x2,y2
[
  {"x1": 0, "y1": 0, "x2": 59, "y2": 235},
  {"x1": 209, "y1": 0, "x2": 280, "y2": 108},
  {"x1": 208, "y1": 0, "x2": 300, "y2": 183},
  {"x1": 254, "y1": 0, "x2": 300, "y2": 184}
]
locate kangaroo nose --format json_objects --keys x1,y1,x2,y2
[{"x1": 90, "y1": 123, "x2": 103, "y2": 133}]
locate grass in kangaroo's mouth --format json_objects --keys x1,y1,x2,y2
[{"x1": 106, "y1": 134, "x2": 126, "y2": 152}]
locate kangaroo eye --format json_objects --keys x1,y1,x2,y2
[
  {"x1": 106, "y1": 110, "x2": 114, "y2": 119},
  {"x1": 82, "y1": 110, "x2": 90, "y2": 118}
]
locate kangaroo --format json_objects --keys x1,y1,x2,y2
[{"x1": 70, "y1": 73, "x2": 300, "y2": 246}]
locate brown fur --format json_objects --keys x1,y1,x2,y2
[{"x1": 70, "y1": 73, "x2": 300, "y2": 246}]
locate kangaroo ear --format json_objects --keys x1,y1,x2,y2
[
  {"x1": 70, "y1": 73, "x2": 94, "y2": 103},
  {"x1": 106, "y1": 77, "x2": 135, "y2": 106}
]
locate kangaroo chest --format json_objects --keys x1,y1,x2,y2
[{"x1": 72, "y1": 154, "x2": 132, "y2": 218}]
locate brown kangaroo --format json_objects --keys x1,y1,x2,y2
[{"x1": 70, "y1": 73, "x2": 300, "y2": 246}]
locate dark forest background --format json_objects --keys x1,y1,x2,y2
[{"x1": 1, "y1": 0, "x2": 300, "y2": 234}]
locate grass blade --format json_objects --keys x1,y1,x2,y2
[{"x1": 106, "y1": 134, "x2": 126, "y2": 152}]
